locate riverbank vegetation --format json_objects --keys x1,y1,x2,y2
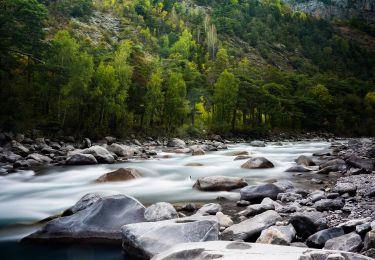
[{"x1": 1, "y1": 0, "x2": 374, "y2": 137}]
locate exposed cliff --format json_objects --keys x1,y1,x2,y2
[{"x1": 283, "y1": 0, "x2": 375, "y2": 24}]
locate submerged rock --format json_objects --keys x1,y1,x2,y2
[
  {"x1": 241, "y1": 157, "x2": 274, "y2": 169},
  {"x1": 23, "y1": 194, "x2": 146, "y2": 243},
  {"x1": 96, "y1": 168, "x2": 141, "y2": 182},
  {"x1": 121, "y1": 216, "x2": 219, "y2": 259},
  {"x1": 193, "y1": 176, "x2": 247, "y2": 191},
  {"x1": 249, "y1": 140, "x2": 266, "y2": 147}
]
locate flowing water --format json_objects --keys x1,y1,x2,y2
[{"x1": 0, "y1": 141, "x2": 331, "y2": 259}]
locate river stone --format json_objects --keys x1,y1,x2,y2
[
  {"x1": 11, "y1": 140, "x2": 30, "y2": 156},
  {"x1": 0, "y1": 151, "x2": 22, "y2": 163},
  {"x1": 221, "y1": 210, "x2": 282, "y2": 241},
  {"x1": 239, "y1": 200, "x2": 275, "y2": 217},
  {"x1": 240, "y1": 184, "x2": 282, "y2": 202},
  {"x1": 66, "y1": 153, "x2": 98, "y2": 165},
  {"x1": 225, "y1": 150, "x2": 249, "y2": 156},
  {"x1": 234, "y1": 155, "x2": 252, "y2": 161},
  {"x1": 152, "y1": 241, "x2": 373, "y2": 260},
  {"x1": 306, "y1": 227, "x2": 345, "y2": 248},
  {"x1": 193, "y1": 176, "x2": 247, "y2": 191},
  {"x1": 82, "y1": 138, "x2": 91, "y2": 148},
  {"x1": 256, "y1": 224, "x2": 296, "y2": 245},
  {"x1": 26, "y1": 153, "x2": 52, "y2": 164},
  {"x1": 277, "y1": 192, "x2": 303, "y2": 203},
  {"x1": 196, "y1": 203, "x2": 222, "y2": 215},
  {"x1": 192, "y1": 148, "x2": 205, "y2": 156},
  {"x1": 338, "y1": 218, "x2": 372, "y2": 233},
  {"x1": 62, "y1": 193, "x2": 102, "y2": 217},
  {"x1": 121, "y1": 216, "x2": 219, "y2": 259},
  {"x1": 144, "y1": 202, "x2": 178, "y2": 222},
  {"x1": 309, "y1": 190, "x2": 326, "y2": 202},
  {"x1": 249, "y1": 140, "x2": 266, "y2": 147},
  {"x1": 96, "y1": 168, "x2": 141, "y2": 182},
  {"x1": 295, "y1": 155, "x2": 315, "y2": 166},
  {"x1": 184, "y1": 162, "x2": 204, "y2": 166},
  {"x1": 364, "y1": 230, "x2": 375, "y2": 250},
  {"x1": 167, "y1": 138, "x2": 186, "y2": 148},
  {"x1": 241, "y1": 157, "x2": 274, "y2": 169},
  {"x1": 216, "y1": 212, "x2": 233, "y2": 228},
  {"x1": 81, "y1": 145, "x2": 115, "y2": 163},
  {"x1": 107, "y1": 143, "x2": 136, "y2": 157},
  {"x1": 333, "y1": 183, "x2": 357, "y2": 195},
  {"x1": 24, "y1": 194, "x2": 146, "y2": 243},
  {"x1": 285, "y1": 165, "x2": 312, "y2": 172},
  {"x1": 346, "y1": 155, "x2": 375, "y2": 172},
  {"x1": 319, "y1": 159, "x2": 346, "y2": 170},
  {"x1": 356, "y1": 223, "x2": 371, "y2": 237},
  {"x1": 324, "y1": 232, "x2": 362, "y2": 252},
  {"x1": 289, "y1": 211, "x2": 327, "y2": 239},
  {"x1": 314, "y1": 199, "x2": 345, "y2": 212}
]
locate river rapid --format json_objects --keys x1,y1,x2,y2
[{"x1": 0, "y1": 141, "x2": 331, "y2": 241}]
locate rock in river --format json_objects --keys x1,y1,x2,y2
[
  {"x1": 167, "y1": 138, "x2": 186, "y2": 148},
  {"x1": 241, "y1": 157, "x2": 274, "y2": 169},
  {"x1": 66, "y1": 153, "x2": 98, "y2": 165},
  {"x1": 23, "y1": 194, "x2": 146, "y2": 243},
  {"x1": 144, "y1": 202, "x2": 178, "y2": 221},
  {"x1": 96, "y1": 168, "x2": 141, "y2": 182},
  {"x1": 193, "y1": 176, "x2": 247, "y2": 191},
  {"x1": 295, "y1": 155, "x2": 315, "y2": 166},
  {"x1": 121, "y1": 216, "x2": 219, "y2": 259},
  {"x1": 221, "y1": 210, "x2": 282, "y2": 241},
  {"x1": 240, "y1": 183, "x2": 283, "y2": 202}
]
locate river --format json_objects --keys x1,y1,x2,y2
[{"x1": 0, "y1": 141, "x2": 331, "y2": 259}]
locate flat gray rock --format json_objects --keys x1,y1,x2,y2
[
  {"x1": 121, "y1": 216, "x2": 219, "y2": 259},
  {"x1": 23, "y1": 194, "x2": 146, "y2": 243},
  {"x1": 193, "y1": 176, "x2": 247, "y2": 191},
  {"x1": 144, "y1": 202, "x2": 178, "y2": 221},
  {"x1": 221, "y1": 210, "x2": 282, "y2": 241},
  {"x1": 152, "y1": 241, "x2": 373, "y2": 260},
  {"x1": 324, "y1": 232, "x2": 362, "y2": 252}
]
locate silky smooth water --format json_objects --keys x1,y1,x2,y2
[{"x1": 0, "y1": 141, "x2": 330, "y2": 247}]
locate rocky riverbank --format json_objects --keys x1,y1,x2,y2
[{"x1": 1, "y1": 132, "x2": 374, "y2": 259}]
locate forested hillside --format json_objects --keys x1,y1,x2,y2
[{"x1": 1, "y1": 0, "x2": 374, "y2": 137}]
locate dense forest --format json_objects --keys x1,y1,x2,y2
[{"x1": 0, "y1": 0, "x2": 374, "y2": 138}]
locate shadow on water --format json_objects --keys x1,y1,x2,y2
[{"x1": 0, "y1": 242, "x2": 137, "y2": 260}]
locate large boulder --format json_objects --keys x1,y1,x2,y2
[
  {"x1": 144, "y1": 202, "x2": 178, "y2": 222},
  {"x1": 289, "y1": 211, "x2": 327, "y2": 239},
  {"x1": 62, "y1": 193, "x2": 102, "y2": 217},
  {"x1": 23, "y1": 194, "x2": 146, "y2": 243},
  {"x1": 191, "y1": 148, "x2": 205, "y2": 156},
  {"x1": 152, "y1": 241, "x2": 373, "y2": 260},
  {"x1": 346, "y1": 155, "x2": 375, "y2": 172},
  {"x1": 193, "y1": 176, "x2": 247, "y2": 191},
  {"x1": 66, "y1": 153, "x2": 98, "y2": 165},
  {"x1": 256, "y1": 224, "x2": 296, "y2": 245},
  {"x1": 241, "y1": 157, "x2": 274, "y2": 169},
  {"x1": 240, "y1": 184, "x2": 283, "y2": 202},
  {"x1": 295, "y1": 155, "x2": 315, "y2": 166},
  {"x1": 221, "y1": 210, "x2": 282, "y2": 241},
  {"x1": 167, "y1": 138, "x2": 186, "y2": 148},
  {"x1": 306, "y1": 227, "x2": 345, "y2": 249},
  {"x1": 82, "y1": 145, "x2": 115, "y2": 163},
  {"x1": 107, "y1": 143, "x2": 136, "y2": 157},
  {"x1": 121, "y1": 216, "x2": 219, "y2": 259},
  {"x1": 324, "y1": 232, "x2": 362, "y2": 252},
  {"x1": 96, "y1": 168, "x2": 141, "y2": 182},
  {"x1": 249, "y1": 140, "x2": 266, "y2": 147}
]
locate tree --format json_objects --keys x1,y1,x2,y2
[
  {"x1": 144, "y1": 68, "x2": 164, "y2": 128},
  {"x1": 164, "y1": 72, "x2": 189, "y2": 132},
  {"x1": 213, "y1": 70, "x2": 239, "y2": 131},
  {"x1": 170, "y1": 29, "x2": 197, "y2": 60}
]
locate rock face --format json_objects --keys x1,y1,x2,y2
[
  {"x1": 121, "y1": 216, "x2": 219, "y2": 259},
  {"x1": 193, "y1": 176, "x2": 248, "y2": 191},
  {"x1": 152, "y1": 241, "x2": 373, "y2": 260},
  {"x1": 24, "y1": 195, "x2": 146, "y2": 243},
  {"x1": 256, "y1": 224, "x2": 296, "y2": 245},
  {"x1": 306, "y1": 227, "x2": 345, "y2": 249},
  {"x1": 144, "y1": 202, "x2": 178, "y2": 221},
  {"x1": 66, "y1": 153, "x2": 98, "y2": 165},
  {"x1": 95, "y1": 168, "x2": 141, "y2": 182},
  {"x1": 221, "y1": 210, "x2": 282, "y2": 241},
  {"x1": 324, "y1": 232, "x2": 362, "y2": 252},
  {"x1": 241, "y1": 157, "x2": 274, "y2": 169},
  {"x1": 240, "y1": 184, "x2": 283, "y2": 202}
]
